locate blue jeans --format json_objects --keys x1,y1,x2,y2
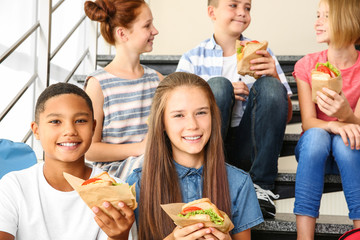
[
  {"x1": 208, "y1": 76, "x2": 288, "y2": 190},
  {"x1": 294, "y1": 128, "x2": 360, "y2": 219}
]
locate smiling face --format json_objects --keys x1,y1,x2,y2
[
  {"x1": 31, "y1": 94, "x2": 95, "y2": 164},
  {"x1": 126, "y1": 4, "x2": 159, "y2": 54},
  {"x1": 163, "y1": 86, "x2": 212, "y2": 168},
  {"x1": 209, "y1": 0, "x2": 251, "y2": 38},
  {"x1": 315, "y1": 1, "x2": 330, "y2": 44}
]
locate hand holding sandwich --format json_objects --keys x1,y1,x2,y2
[
  {"x1": 249, "y1": 49, "x2": 279, "y2": 80},
  {"x1": 92, "y1": 201, "x2": 135, "y2": 240},
  {"x1": 171, "y1": 223, "x2": 231, "y2": 240},
  {"x1": 316, "y1": 88, "x2": 352, "y2": 121}
]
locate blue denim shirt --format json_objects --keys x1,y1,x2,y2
[{"x1": 126, "y1": 161, "x2": 264, "y2": 234}]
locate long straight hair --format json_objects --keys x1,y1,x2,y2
[{"x1": 138, "y1": 72, "x2": 231, "y2": 239}]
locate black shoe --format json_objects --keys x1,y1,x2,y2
[{"x1": 254, "y1": 184, "x2": 279, "y2": 219}]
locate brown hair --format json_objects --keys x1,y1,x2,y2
[
  {"x1": 322, "y1": 0, "x2": 360, "y2": 48},
  {"x1": 84, "y1": 0, "x2": 145, "y2": 45},
  {"x1": 208, "y1": 0, "x2": 219, "y2": 7},
  {"x1": 138, "y1": 72, "x2": 231, "y2": 239}
]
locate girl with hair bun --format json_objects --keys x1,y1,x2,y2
[{"x1": 84, "y1": 0, "x2": 163, "y2": 180}]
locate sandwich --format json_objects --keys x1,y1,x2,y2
[
  {"x1": 236, "y1": 40, "x2": 268, "y2": 79},
  {"x1": 63, "y1": 171, "x2": 137, "y2": 216},
  {"x1": 311, "y1": 61, "x2": 342, "y2": 103},
  {"x1": 161, "y1": 198, "x2": 234, "y2": 233},
  {"x1": 178, "y1": 198, "x2": 224, "y2": 225}
]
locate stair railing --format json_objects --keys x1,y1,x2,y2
[{"x1": 0, "y1": 0, "x2": 97, "y2": 156}]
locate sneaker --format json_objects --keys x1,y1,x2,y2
[{"x1": 254, "y1": 184, "x2": 279, "y2": 219}]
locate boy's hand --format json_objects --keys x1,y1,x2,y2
[
  {"x1": 250, "y1": 50, "x2": 279, "y2": 79},
  {"x1": 92, "y1": 201, "x2": 135, "y2": 240},
  {"x1": 232, "y1": 81, "x2": 249, "y2": 101}
]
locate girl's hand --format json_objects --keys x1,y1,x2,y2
[
  {"x1": 201, "y1": 227, "x2": 231, "y2": 240},
  {"x1": 232, "y1": 81, "x2": 249, "y2": 101},
  {"x1": 316, "y1": 88, "x2": 352, "y2": 121},
  {"x1": 171, "y1": 223, "x2": 216, "y2": 240},
  {"x1": 250, "y1": 50, "x2": 279, "y2": 79},
  {"x1": 328, "y1": 121, "x2": 360, "y2": 150},
  {"x1": 92, "y1": 201, "x2": 135, "y2": 240}
]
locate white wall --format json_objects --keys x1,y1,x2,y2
[{"x1": 148, "y1": 0, "x2": 328, "y2": 56}]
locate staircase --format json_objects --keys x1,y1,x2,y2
[{"x1": 83, "y1": 54, "x2": 352, "y2": 239}]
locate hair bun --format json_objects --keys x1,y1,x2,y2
[{"x1": 84, "y1": 0, "x2": 116, "y2": 23}]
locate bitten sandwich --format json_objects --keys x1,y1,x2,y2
[
  {"x1": 178, "y1": 198, "x2": 224, "y2": 225},
  {"x1": 236, "y1": 40, "x2": 268, "y2": 79},
  {"x1": 311, "y1": 61, "x2": 342, "y2": 103}
]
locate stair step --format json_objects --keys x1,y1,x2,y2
[
  {"x1": 275, "y1": 173, "x2": 342, "y2": 200},
  {"x1": 252, "y1": 213, "x2": 352, "y2": 240}
]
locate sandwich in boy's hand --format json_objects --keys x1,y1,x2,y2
[
  {"x1": 161, "y1": 198, "x2": 234, "y2": 233},
  {"x1": 236, "y1": 40, "x2": 268, "y2": 79},
  {"x1": 63, "y1": 171, "x2": 137, "y2": 216},
  {"x1": 311, "y1": 61, "x2": 342, "y2": 103}
]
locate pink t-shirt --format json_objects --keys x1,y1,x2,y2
[{"x1": 293, "y1": 49, "x2": 360, "y2": 121}]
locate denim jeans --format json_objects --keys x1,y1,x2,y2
[
  {"x1": 294, "y1": 128, "x2": 360, "y2": 219},
  {"x1": 208, "y1": 76, "x2": 288, "y2": 190}
]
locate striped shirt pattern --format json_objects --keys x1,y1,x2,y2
[
  {"x1": 176, "y1": 35, "x2": 292, "y2": 95},
  {"x1": 87, "y1": 65, "x2": 160, "y2": 145}
]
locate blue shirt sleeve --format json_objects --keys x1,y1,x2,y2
[
  {"x1": 126, "y1": 168, "x2": 142, "y2": 225},
  {"x1": 226, "y1": 165, "x2": 264, "y2": 234}
]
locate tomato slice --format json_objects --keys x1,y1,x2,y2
[
  {"x1": 81, "y1": 177, "x2": 102, "y2": 186},
  {"x1": 181, "y1": 206, "x2": 202, "y2": 215},
  {"x1": 316, "y1": 65, "x2": 331, "y2": 75},
  {"x1": 250, "y1": 40, "x2": 260, "y2": 44}
]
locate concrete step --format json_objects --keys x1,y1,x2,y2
[{"x1": 252, "y1": 213, "x2": 352, "y2": 240}]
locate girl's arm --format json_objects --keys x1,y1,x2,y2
[
  {"x1": 232, "y1": 229, "x2": 251, "y2": 240},
  {"x1": 298, "y1": 78, "x2": 360, "y2": 149},
  {"x1": 156, "y1": 71, "x2": 164, "y2": 81},
  {"x1": 297, "y1": 78, "x2": 330, "y2": 131},
  {"x1": 85, "y1": 77, "x2": 147, "y2": 162}
]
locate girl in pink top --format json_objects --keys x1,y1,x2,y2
[{"x1": 292, "y1": 0, "x2": 360, "y2": 239}]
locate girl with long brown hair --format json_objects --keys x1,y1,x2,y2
[{"x1": 127, "y1": 72, "x2": 263, "y2": 240}]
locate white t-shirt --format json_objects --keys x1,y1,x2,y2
[
  {"x1": 0, "y1": 162, "x2": 136, "y2": 240},
  {"x1": 222, "y1": 54, "x2": 256, "y2": 127}
]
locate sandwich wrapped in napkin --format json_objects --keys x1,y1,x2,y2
[
  {"x1": 161, "y1": 198, "x2": 234, "y2": 233},
  {"x1": 236, "y1": 40, "x2": 268, "y2": 79},
  {"x1": 311, "y1": 61, "x2": 342, "y2": 103},
  {"x1": 63, "y1": 171, "x2": 137, "y2": 216}
]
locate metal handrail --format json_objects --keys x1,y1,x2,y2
[
  {"x1": 64, "y1": 48, "x2": 89, "y2": 83},
  {"x1": 52, "y1": 0, "x2": 65, "y2": 13},
  {"x1": 0, "y1": 74, "x2": 38, "y2": 122},
  {"x1": 22, "y1": 129, "x2": 34, "y2": 143},
  {"x1": 50, "y1": 15, "x2": 86, "y2": 60},
  {"x1": 0, "y1": 22, "x2": 40, "y2": 64}
]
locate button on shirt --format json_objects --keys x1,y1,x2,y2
[{"x1": 126, "y1": 161, "x2": 264, "y2": 234}]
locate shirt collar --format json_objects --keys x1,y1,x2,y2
[
  {"x1": 208, "y1": 34, "x2": 246, "y2": 50},
  {"x1": 174, "y1": 160, "x2": 203, "y2": 178}
]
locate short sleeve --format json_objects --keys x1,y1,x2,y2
[
  {"x1": 227, "y1": 167, "x2": 264, "y2": 234},
  {"x1": 176, "y1": 53, "x2": 195, "y2": 73},
  {"x1": 293, "y1": 56, "x2": 312, "y2": 85},
  {"x1": 125, "y1": 168, "x2": 142, "y2": 224},
  {"x1": 0, "y1": 174, "x2": 20, "y2": 236}
]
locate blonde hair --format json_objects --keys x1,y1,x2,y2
[
  {"x1": 208, "y1": 0, "x2": 218, "y2": 6},
  {"x1": 322, "y1": 0, "x2": 360, "y2": 48}
]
